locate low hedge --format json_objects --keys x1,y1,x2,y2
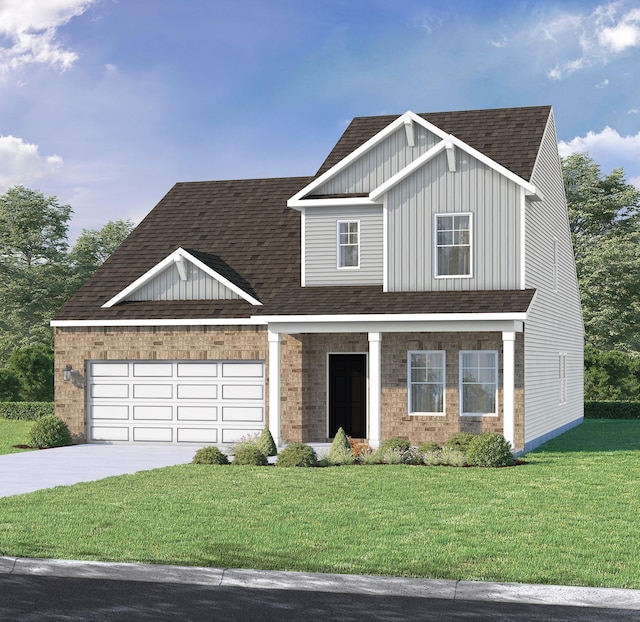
[
  {"x1": 584, "y1": 401, "x2": 640, "y2": 419},
  {"x1": 0, "y1": 402, "x2": 54, "y2": 420}
]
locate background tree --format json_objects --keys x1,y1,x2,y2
[
  {"x1": 562, "y1": 153, "x2": 640, "y2": 354},
  {"x1": 6, "y1": 344, "x2": 54, "y2": 401},
  {"x1": 0, "y1": 369, "x2": 22, "y2": 402},
  {"x1": 0, "y1": 186, "x2": 72, "y2": 362},
  {"x1": 584, "y1": 347, "x2": 640, "y2": 401}
]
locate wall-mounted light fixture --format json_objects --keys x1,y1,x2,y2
[{"x1": 63, "y1": 364, "x2": 72, "y2": 382}]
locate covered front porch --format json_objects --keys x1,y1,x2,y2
[{"x1": 265, "y1": 314, "x2": 525, "y2": 451}]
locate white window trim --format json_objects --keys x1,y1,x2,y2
[
  {"x1": 459, "y1": 350, "x2": 498, "y2": 417},
  {"x1": 336, "y1": 220, "x2": 360, "y2": 270},
  {"x1": 433, "y1": 212, "x2": 473, "y2": 279},
  {"x1": 559, "y1": 352, "x2": 567, "y2": 405},
  {"x1": 407, "y1": 350, "x2": 446, "y2": 416},
  {"x1": 552, "y1": 237, "x2": 559, "y2": 293}
]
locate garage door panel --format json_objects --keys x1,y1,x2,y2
[
  {"x1": 133, "y1": 427, "x2": 173, "y2": 442},
  {"x1": 176, "y1": 384, "x2": 217, "y2": 399},
  {"x1": 91, "y1": 363, "x2": 129, "y2": 377},
  {"x1": 134, "y1": 363, "x2": 172, "y2": 377},
  {"x1": 177, "y1": 406, "x2": 217, "y2": 421},
  {"x1": 133, "y1": 406, "x2": 173, "y2": 420},
  {"x1": 87, "y1": 361, "x2": 264, "y2": 444},
  {"x1": 222, "y1": 363, "x2": 263, "y2": 378},
  {"x1": 178, "y1": 363, "x2": 218, "y2": 377},
  {"x1": 91, "y1": 405, "x2": 129, "y2": 420},
  {"x1": 222, "y1": 407, "x2": 264, "y2": 422},
  {"x1": 91, "y1": 426, "x2": 130, "y2": 441},
  {"x1": 177, "y1": 428, "x2": 218, "y2": 443},
  {"x1": 133, "y1": 384, "x2": 173, "y2": 399},
  {"x1": 91, "y1": 384, "x2": 129, "y2": 398}
]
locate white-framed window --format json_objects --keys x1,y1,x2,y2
[
  {"x1": 434, "y1": 213, "x2": 472, "y2": 278},
  {"x1": 408, "y1": 351, "x2": 445, "y2": 415},
  {"x1": 460, "y1": 351, "x2": 498, "y2": 416},
  {"x1": 559, "y1": 352, "x2": 567, "y2": 404},
  {"x1": 337, "y1": 220, "x2": 359, "y2": 268},
  {"x1": 552, "y1": 238, "x2": 559, "y2": 292}
]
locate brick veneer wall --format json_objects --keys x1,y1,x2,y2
[{"x1": 55, "y1": 326, "x2": 276, "y2": 439}]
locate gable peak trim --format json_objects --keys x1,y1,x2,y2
[{"x1": 101, "y1": 247, "x2": 262, "y2": 308}]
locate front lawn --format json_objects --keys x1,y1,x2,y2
[
  {"x1": 0, "y1": 419, "x2": 33, "y2": 454},
  {"x1": 1, "y1": 420, "x2": 639, "y2": 588}
]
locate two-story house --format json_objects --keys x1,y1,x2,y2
[{"x1": 52, "y1": 105, "x2": 584, "y2": 453}]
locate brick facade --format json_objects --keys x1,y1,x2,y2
[{"x1": 55, "y1": 326, "x2": 524, "y2": 449}]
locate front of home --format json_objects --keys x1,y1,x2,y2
[{"x1": 53, "y1": 106, "x2": 584, "y2": 453}]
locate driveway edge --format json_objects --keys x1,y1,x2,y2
[{"x1": 1, "y1": 557, "x2": 639, "y2": 610}]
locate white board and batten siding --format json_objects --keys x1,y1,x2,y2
[
  {"x1": 127, "y1": 262, "x2": 240, "y2": 301},
  {"x1": 304, "y1": 206, "x2": 384, "y2": 286},
  {"x1": 315, "y1": 125, "x2": 442, "y2": 195},
  {"x1": 386, "y1": 149, "x2": 522, "y2": 292},
  {"x1": 524, "y1": 111, "x2": 584, "y2": 451},
  {"x1": 87, "y1": 360, "x2": 265, "y2": 444}
]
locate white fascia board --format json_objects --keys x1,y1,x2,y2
[
  {"x1": 261, "y1": 312, "x2": 526, "y2": 323},
  {"x1": 52, "y1": 318, "x2": 266, "y2": 328},
  {"x1": 101, "y1": 247, "x2": 262, "y2": 308},
  {"x1": 287, "y1": 111, "x2": 449, "y2": 207},
  {"x1": 288, "y1": 197, "x2": 379, "y2": 210},
  {"x1": 369, "y1": 141, "x2": 447, "y2": 201}
]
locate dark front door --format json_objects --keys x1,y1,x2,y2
[{"x1": 328, "y1": 354, "x2": 366, "y2": 438}]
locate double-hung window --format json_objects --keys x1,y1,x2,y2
[
  {"x1": 435, "y1": 213, "x2": 472, "y2": 277},
  {"x1": 337, "y1": 221, "x2": 359, "y2": 268},
  {"x1": 559, "y1": 352, "x2": 567, "y2": 404},
  {"x1": 408, "y1": 351, "x2": 445, "y2": 414},
  {"x1": 460, "y1": 351, "x2": 498, "y2": 415}
]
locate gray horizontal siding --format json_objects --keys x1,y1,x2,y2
[
  {"x1": 304, "y1": 206, "x2": 383, "y2": 286},
  {"x1": 128, "y1": 262, "x2": 241, "y2": 301},
  {"x1": 524, "y1": 111, "x2": 584, "y2": 446},
  {"x1": 386, "y1": 148, "x2": 521, "y2": 292},
  {"x1": 315, "y1": 126, "x2": 441, "y2": 195}
]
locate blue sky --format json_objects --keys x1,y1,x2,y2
[{"x1": 1, "y1": 0, "x2": 639, "y2": 241}]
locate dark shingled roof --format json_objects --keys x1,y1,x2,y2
[{"x1": 55, "y1": 106, "x2": 547, "y2": 322}]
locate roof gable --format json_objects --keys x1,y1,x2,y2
[{"x1": 102, "y1": 247, "x2": 262, "y2": 308}]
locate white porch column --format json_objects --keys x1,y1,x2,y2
[
  {"x1": 368, "y1": 332, "x2": 382, "y2": 449},
  {"x1": 268, "y1": 328, "x2": 281, "y2": 447},
  {"x1": 502, "y1": 331, "x2": 516, "y2": 449}
]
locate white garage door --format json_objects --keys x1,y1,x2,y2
[{"x1": 86, "y1": 361, "x2": 265, "y2": 444}]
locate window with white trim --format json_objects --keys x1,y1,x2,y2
[
  {"x1": 408, "y1": 351, "x2": 445, "y2": 414},
  {"x1": 460, "y1": 351, "x2": 498, "y2": 415},
  {"x1": 552, "y1": 238, "x2": 559, "y2": 292},
  {"x1": 559, "y1": 352, "x2": 567, "y2": 404},
  {"x1": 337, "y1": 221, "x2": 359, "y2": 268},
  {"x1": 435, "y1": 213, "x2": 472, "y2": 277}
]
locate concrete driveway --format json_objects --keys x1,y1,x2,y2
[{"x1": 0, "y1": 444, "x2": 199, "y2": 498}]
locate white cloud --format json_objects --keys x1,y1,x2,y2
[
  {"x1": 628, "y1": 108, "x2": 640, "y2": 114},
  {"x1": 558, "y1": 126, "x2": 640, "y2": 187},
  {"x1": 596, "y1": 78, "x2": 609, "y2": 88},
  {"x1": 489, "y1": 35, "x2": 508, "y2": 48},
  {"x1": 0, "y1": 135, "x2": 63, "y2": 191},
  {"x1": 0, "y1": 0, "x2": 98, "y2": 74},
  {"x1": 546, "y1": 2, "x2": 640, "y2": 79}
]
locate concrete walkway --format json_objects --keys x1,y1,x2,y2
[{"x1": 0, "y1": 444, "x2": 198, "y2": 497}]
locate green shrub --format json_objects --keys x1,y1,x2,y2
[
  {"x1": 192, "y1": 446, "x2": 229, "y2": 465},
  {"x1": 380, "y1": 437, "x2": 410, "y2": 453},
  {"x1": 422, "y1": 450, "x2": 443, "y2": 466},
  {"x1": 466, "y1": 433, "x2": 514, "y2": 467},
  {"x1": 403, "y1": 447, "x2": 424, "y2": 465},
  {"x1": 418, "y1": 441, "x2": 442, "y2": 454},
  {"x1": 232, "y1": 444, "x2": 268, "y2": 466},
  {"x1": 358, "y1": 448, "x2": 382, "y2": 465},
  {"x1": 441, "y1": 448, "x2": 467, "y2": 467},
  {"x1": 276, "y1": 443, "x2": 317, "y2": 467},
  {"x1": 380, "y1": 447, "x2": 405, "y2": 464},
  {"x1": 256, "y1": 428, "x2": 277, "y2": 457},
  {"x1": 328, "y1": 427, "x2": 351, "y2": 462},
  {"x1": 444, "y1": 432, "x2": 477, "y2": 454},
  {"x1": 0, "y1": 402, "x2": 54, "y2": 420},
  {"x1": 0, "y1": 370, "x2": 22, "y2": 402},
  {"x1": 585, "y1": 401, "x2": 640, "y2": 419},
  {"x1": 26, "y1": 415, "x2": 72, "y2": 448},
  {"x1": 327, "y1": 444, "x2": 355, "y2": 466}
]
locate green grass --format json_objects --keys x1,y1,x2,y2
[
  {"x1": 0, "y1": 419, "x2": 34, "y2": 454},
  {"x1": 1, "y1": 420, "x2": 639, "y2": 588}
]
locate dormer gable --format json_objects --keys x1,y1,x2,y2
[{"x1": 101, "y1": 247, "x2": 261, "y2": 308}]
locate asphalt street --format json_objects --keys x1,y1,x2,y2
[{"x1": 1, "y1": 574, "x2": 639, "y2": 622}]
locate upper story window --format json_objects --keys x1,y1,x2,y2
[
  {"x1": 460, "y1": 351, "x2": 498, "y2": 416},
  {"x1": 337, "y1": 221, "x2": 359, "y2": 268},
  {"x1": 408, "y1": 351, "x2": 445, "y2": 415},
  {"x1": 435, "y1": 213, "x2": 472, "y2": 278}
]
